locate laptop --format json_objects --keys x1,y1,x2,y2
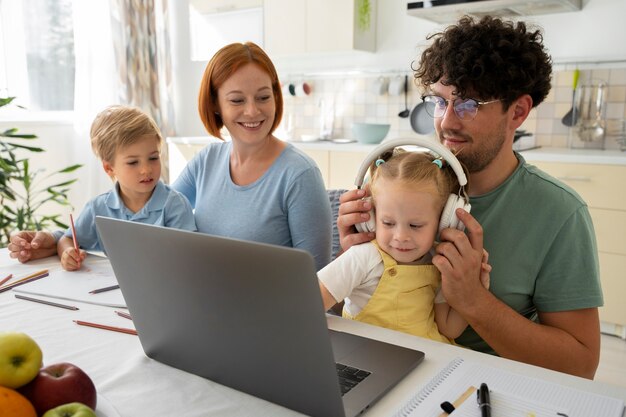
[{"x1": 96, "y1": 217, "x2": 424, "y2": 417}]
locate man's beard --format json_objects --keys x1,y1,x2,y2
[{"x1": 443, "y1": 120, "x2": 507, "y2": 173}]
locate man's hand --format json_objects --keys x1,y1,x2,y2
[
  {"x1": 8, "y1": 231, "x2": 57, "y2": 263},
  {"x1": 432, "y1": 209, "x2": 487, "y2": 312},
  {"x1": 337, "y1": 189, "x2": 375, "y2": 252}
]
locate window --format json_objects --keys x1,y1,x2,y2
[{"x1": 0, "y1": 0, "x2": 74, "y2": 114}]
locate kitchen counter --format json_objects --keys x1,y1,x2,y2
[
  {"x1": 166, "y1": 137, "x2": 626, "y2": 167},
  {"x1": 518, "y1": 147, "x2": 626, "y2": 166},
  {"x1": 289, "y1": 140, "x2": 626, "y2": 166}
]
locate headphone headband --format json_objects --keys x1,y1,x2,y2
[{"x1": 354, "y1": 137, "x2": 468, "y2": 188}]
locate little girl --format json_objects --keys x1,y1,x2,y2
[{"x1": 318, "y1": 150, "x2": 489, "y2": 343}]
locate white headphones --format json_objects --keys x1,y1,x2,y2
[{"x1": 354, "y1": 137, "x2": 471, "y2": 234}]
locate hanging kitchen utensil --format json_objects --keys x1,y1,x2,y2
[
  {"x1": 578, "y1": 82, "x2": 606, "y2": 142},
  {"x1": 398, "y1": 75, "x2": 410, "y2": 118},
  {"x1": 409, "y1": 101, "x2": 435, "y2": 135},
  {"x1": 561, "y1": 69, "x2": 580, "y2": 127}
]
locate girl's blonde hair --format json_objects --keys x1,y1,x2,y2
[
  {"x1": 90, "y1": 105, "x2": 162, "y2": 163},
  {"x1": 369, "y1": 150, "x2": 463, "y2": 211}
]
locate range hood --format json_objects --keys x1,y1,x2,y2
[{"x1": 407, "y1": 0, "x2": 582, "y2": 24}]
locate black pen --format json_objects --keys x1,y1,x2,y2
[{"x1": 477, "y1": 382, "x2": 491, "y2": 417}]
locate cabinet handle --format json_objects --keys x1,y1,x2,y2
[{"x1": 557, "y1": 176, "x2": 592, "y2": 182}]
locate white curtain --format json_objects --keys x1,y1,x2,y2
[{"x1": 72, "y1": 0, "x2": 119, "y2": 206}]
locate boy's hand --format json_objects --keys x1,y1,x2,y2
[{"x1": 61, "y1": 247, "x2": 86, "y2": 271}]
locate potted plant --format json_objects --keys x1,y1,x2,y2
[{"x1": 0, "y1": 96, "x2": 82, "y2": 247}]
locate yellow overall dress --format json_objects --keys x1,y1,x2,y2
[{"x1": 343, "y1": 241, "x2": 452, "y2": 344}]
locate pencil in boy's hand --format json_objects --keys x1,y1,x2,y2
[
  {"x1": 73, "y1": 320, "x2": 137, "y2": 335},
  {"x1": 69, "y1": 213, "x2": 79, "y2": 252}
]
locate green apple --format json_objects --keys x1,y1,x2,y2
[
  {"x1": 42, "y1": 402, "x2": 97, "y2": 417},
  {"x1": 0, "y1": 332, "x2": 43, "y2": 389}
]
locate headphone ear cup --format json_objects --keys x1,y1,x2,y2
[
  {"x1": 355, "y1": 210, "x2": 376, "y2": 233},
  {"x1": 439, "y1": 194, "x2": 471, "y2": 233}
]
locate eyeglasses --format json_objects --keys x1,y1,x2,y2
[{"x1": 421, "y1": 95, "x2": 502, "y2": 121}]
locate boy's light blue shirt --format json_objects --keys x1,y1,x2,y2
[{"x1": 63, "y1": 180, "x2": 196, "y2": 252}]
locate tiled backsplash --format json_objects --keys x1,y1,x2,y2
[{"x1": 278, "y1": 67, "x2": 626, "y2": 150}]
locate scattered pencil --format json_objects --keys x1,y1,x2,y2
[
  {"x1": 89, "y1": 284, "x2": 120, "y2": 294},
  {"x1": 0, "y1": 274, "x2": 12, "y2": 286},
  {"x1": 114, "y1": 310, "x2": 132, "y2": 320},
  {"x1": 15, "y1": 294, "x2": 79, "y2": 311},
  {"x1": 0, "y1": 269, "x2": 49, "y2": 293},
  {"x1": 73, "y1": 320, "x2": 137, "y2": 335}
]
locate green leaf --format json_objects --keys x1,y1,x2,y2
[
  {"x1": 4, "y1": 143, "x2": 44, "y2": 152},
  {"x1": 2, "y1": 133, "x2": 38, "y2": 139},
  {"x1": 58, "y1": 164, "x2": 83, "y2": 173},
  {"x1": 0, "y1": 97, "x2": 16, "y2": 107},
  {"x1": 47, "y1": 179, "x2": 78, "y2": 188}
]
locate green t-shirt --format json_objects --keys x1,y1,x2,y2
[{"x1": 455, "y1": 153, "x2": 603, "y2": 355}]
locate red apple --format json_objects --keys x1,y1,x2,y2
[{"x1": 18, "y1": 362, "x2": 97, "y2": 416}]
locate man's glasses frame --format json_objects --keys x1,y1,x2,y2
[{"x1": 421, "y1": 95, "x2": 502, "y2": 121}]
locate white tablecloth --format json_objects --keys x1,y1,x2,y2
[{"x1": 1, "y1": 252, "x2": 625, "y2": 416}]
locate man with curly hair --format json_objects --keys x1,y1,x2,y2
[{"x1": 338, "y1": 16, "x2": 601, "y2": 379}]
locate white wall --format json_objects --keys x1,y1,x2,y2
[{"x1": 170, "y1": 0, "x2": 626, "y2": 137}]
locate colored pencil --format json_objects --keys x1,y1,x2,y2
[
  {"x1": 69, "y1": 213, "x2": 79, "y2": 252},
  {"x1": 114, "y1": 310, "x2": 132, "y2": 320},
  {"x1": 0, "y1": 269, "x2": 49, "y2": 293},
  {"x1": 15, "y1": 294, "x2": 79, "y2": 311},
  {"x1": 73, "y1": 320, "x2": 137, "y2": 335},
  {"x1": 89, "y1": 284, "x2": 120, "y2": 294},
  {"x1": 0, "y1": 274, "x2": 12, "y2": 286}
]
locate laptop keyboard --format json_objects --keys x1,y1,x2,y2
[{"x1": 336, "y1": 363, "x2": 371, "y2": 395}]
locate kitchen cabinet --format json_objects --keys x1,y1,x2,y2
[
  {"x1": 296, "y1": 144, "x2": 373, "y2": 190},
  {"x1": 531, "y1": 161, "x2": 626, "y2": 336},
  {"x1": 263, "y1": 0, "x2": 376, "y2": 56},
  {"x1": 300, "y1": 147, "x2": 370, "y2": 190}
]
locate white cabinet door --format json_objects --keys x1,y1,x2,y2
[
  {"x1": 329, "y1": 151, "x2": 369, "y2": 190},
  {"x1": 264, "y1": 0, "x2": 375, "y2": 55},
  {"x1": 307, "y1": 0, "x2": 353, "y2": 52},
  {"x1": 264, "y1": 0, "x2": 306, "y2": 55}
]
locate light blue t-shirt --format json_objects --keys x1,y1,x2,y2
[
  {"x1": 63, "y1": 180, "x2": 196, "y2": 251},
  {"x1": 172, "y1": 141, "x2": 332, "y2": 270}
]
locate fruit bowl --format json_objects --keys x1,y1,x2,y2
[{"x1": 352, "y1": 123, "x2": 390, "y2": 145}]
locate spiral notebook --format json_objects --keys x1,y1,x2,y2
[{"x1": 393, "y1": 357, "x2": 625, "y2": 417}]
